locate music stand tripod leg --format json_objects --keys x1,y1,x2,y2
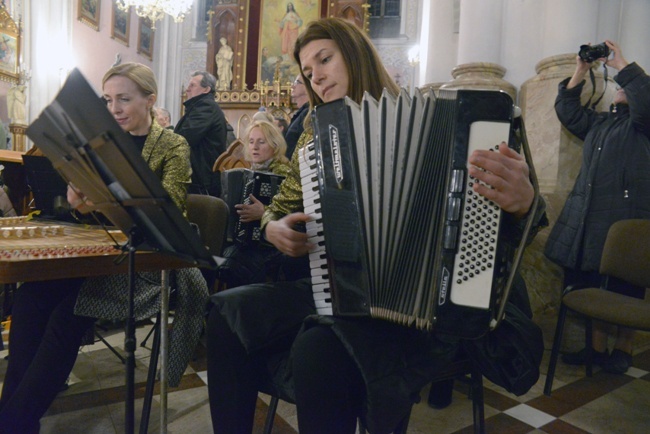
[
  {"x1": 160, "y1": 270, "x2": 169, "y2": 434},
  {"x1": 125, "y1": 234, "x2": 137, "y2": 434}
]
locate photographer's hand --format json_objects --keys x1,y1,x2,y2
[
  {"x1": 567, "y1": 54, "x2": 591, "y2": 89},
  {"x1": 604, "y1": 40, "x2": 629, "y2": 71}
]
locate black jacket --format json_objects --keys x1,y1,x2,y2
[
  {"x1": 175, "y1": 93, "x2": 228, "y2": 196},
  {"x1": 545, "y1": 62, "x2": 650, "y2": 270},
  {"x1": 283, "y1": 103, "x2": 309, "y2": 159}
]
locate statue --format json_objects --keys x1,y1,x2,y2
[
  {"x1": 7, "y1": 84, "x2": 26, "y2": 124},
  {"x1": 215, "y1": 37, "x2": 234, "y2": 91}
]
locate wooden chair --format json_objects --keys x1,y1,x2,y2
[
  {"x1": 425, "y1": 358, "x2": 486, "y2": 434},
  {"x1": 236, "y1": 114, "x2": 253, "y2": 140},
  {"x1": 267, "y1": 106, "x2": 291, "y2": 123},
  {"x1": 213, "y1": 139, "x2": 251, "y2": 173},
  {"x1": 544, "y1": 219, "x2": 650, "y2": 396}
]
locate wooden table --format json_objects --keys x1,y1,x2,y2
[{"x1": 0, "y1": 217, "x2": 191, "y2": 434}]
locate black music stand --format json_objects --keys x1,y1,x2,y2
[{"x1": 26, "y1": 68, "x2": 218, "y2": 434}]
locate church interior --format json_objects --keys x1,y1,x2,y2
[{"x1": 2, "y1": 0, "x2": 650, "y2": 432}]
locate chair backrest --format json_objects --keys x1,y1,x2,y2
[
  {"x1": 268, "y1": 106, "x2": 291, "y2": 123},
  {"x1": 213, "y1": 139, "x2": 251, "y2": 172},
  {"x1": 186, "y1": 194, "x2": 229, "y2": 256},
  {"x1": 600, "y1": 219, "x2": 650, "y2": 288},
  {"x1": 237, "y1": 113, "x2": 253, "y2": 139}
]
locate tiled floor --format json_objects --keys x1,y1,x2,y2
[{"x1": 2, "y1": 312, "x2": 650, "y2": 434}]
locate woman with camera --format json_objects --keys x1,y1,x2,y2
[{"x1": 545, "y1": 40, "x2": 650, "y2": 374}]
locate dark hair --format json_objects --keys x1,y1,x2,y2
[
  {"x1": 292, "y1": 17, "x2": 399, "y2": 107},
  {"x1": 192, "y1": 71, "x2": 217, "y2": 95},
  {"x1": 274, "y1": 117, "x2": 289, "y2": 131}
]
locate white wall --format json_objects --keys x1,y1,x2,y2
[
  {"x1": 420, "y1": 0, "x2": 650, "y2": 95},
  {"x1": 17, "y1": 0, "x2": 650, "y2": 132}
]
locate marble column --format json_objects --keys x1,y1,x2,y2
[
  {"x1": 420, "y1": 0, "x2": 459, "y2": 85},
  {"x1": 9, "y1": 124, "x2": 27, "y2": 152},
  {"x1": 440, "y1": 62, "x2": 517, "y2": 101},
  {"x1": 457, "y1": 0, "x2": 503, "y2": 65}
]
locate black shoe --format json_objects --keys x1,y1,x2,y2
[
  {"x1": 561, "y1": 348, "x2": 609, "y2": 366},
  {"x1": 427, "y1": 379, "x2": 453, "y2": 409},
  {"x1": 601, "y1": 349, "x2": 633, "y2": 374}
]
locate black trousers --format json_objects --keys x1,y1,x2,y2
[
  {"x1": 292, "y1": 325, "x2": 364, "y2": 434},
  {"x1": 206, "y1": 279, "x2": 314, "y2": 434},
  {"x1": 205, "y1": 303, "x2": 363, "y2": 434},
  {"x1": 0, "y1": 278, "x2": 94, "y2": 434}
]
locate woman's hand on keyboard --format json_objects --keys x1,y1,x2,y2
[
  {"x1": 235, "y1": 194, "x2": 265, "y2": 223},
  {"x1": 265, "y1": 213, "x2": 314, "y2": 257}
]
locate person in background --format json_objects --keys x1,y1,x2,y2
[
  {"x1": 252, "y1": 109, "x2": 275, "y2": 124},
  {"x1": 226, "y1": 120, "x2": 237, "y2": 146},
  {"x1": 273, "y1": 116, "x2": 289, "y2": 134},
  {"x1": 0, "y1": 187, "x2": 16, "y2": 217},
  {"x1": 175, "y1": 71, "x2": 228, "y2": 196},
  {"x1": 0, "y1": 63, "x2": 208, "y2": 434},
  {"x1": 217, "y1": 120, "x2": 291, "y2": 288},
  {"x1": 545, "y1": 40, "x2": 650, "y2": 374},
  {"x1": 206, "y1": 18, "x2": 546, "y2": 433},
  {"x1": 154, "y1": 106, "x2": 173, "y2": 129},
  {"x1": 283, "y1": 74, "x2": 309, "y2": 158}
]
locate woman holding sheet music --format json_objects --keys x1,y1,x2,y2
[
  {"x1": 206, "y1": 18, "x2": 546, "y2": 434},
  {"x1": 0, "y1": 63, "x2": 208, "y2": 434}
]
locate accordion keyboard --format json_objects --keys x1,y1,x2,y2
[{"x1": 299, "y1": 142, "x2": 333, "y2": 315}]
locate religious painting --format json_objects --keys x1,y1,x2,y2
[
  {"x1": 111, "y1": 2, "x2": 130, "y2": 46},
  {"x1": 258, "y1": 0, "x2": 321, "y2": 87},
  {"x1": 78, "y1": 0, "x2": 101, "y2": 31},
  {"x1": 0, "y1": 6, "x2": 20, "y2": 82},
  {"x1": 137, "y1": 18, "x2": 154, "y2": 60},
  {"x1": 0, "y1": 32, "x2": 18, "y2": 77}
]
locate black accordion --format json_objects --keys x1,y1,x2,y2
[
  {"x1": 221, "y1": 168, "x2": 285, "y2": 244},
  {"x1": 300, "y1": 89, "x2": 537, "y2": 338}
]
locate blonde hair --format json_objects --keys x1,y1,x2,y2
[
  {"x1": 102, "y1": 62, "x2": 157, "y2": 118},
  {"x1": 243, "y1": 120, "x2": 289, "y2": 164},
  {"x1": 252, "y1": 110, "x2": 275, "y2": 123}
]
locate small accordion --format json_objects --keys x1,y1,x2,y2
[
  {"x1": 221, "y1": 168, "x2": 285, "y2": 244},
  {"x1": 300, "y1": 88, "x2": 537, "y2": 338}
]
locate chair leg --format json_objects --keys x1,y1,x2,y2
[
  {"x1": 544, "y1": 302, "x2": 569, "y2": 395},
  {"x1": 470, "y1": 368, "x2": 485, "y2": 434},
  {"x1": 140, "y1": 322, "x2": 156, "y2": 348},
  {"x1": 585, "y1": 317, "x2": 593, "y2": 377},
  {"x1": 263, "y1": 395, "x2": 280, "y2": 434},
  {"x1": 139, "y1": 316, "x2": 161, "y2": 434},
  {"x1": 94, "y1": 330, "x2": 126, "y2": 364}
]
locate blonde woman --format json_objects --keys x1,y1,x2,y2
[
  {"x1": 0, "y1": 63, "x2": 208, "y2": 434},
  {"x1": 218, "y1": 120, "x2": 291, "y2": 288}
]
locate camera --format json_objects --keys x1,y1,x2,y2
[{"x1": 578, "y1": 43, "x2": 610, "y2": 63}]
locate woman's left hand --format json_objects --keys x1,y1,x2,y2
[
  {"x1": 467, "y1": 143, "x2": 534, "y2": 219},
  {"x1": 235, "y1": 194, "x2": 265, "y2": 223},
  {"x1": 67, "y1": 184, "x2": 93, "y2": 212}
]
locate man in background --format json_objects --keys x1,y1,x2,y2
[
  {"x1": 154, "y1": 107, "x2": 173, "y2": 129},
  {"x1": 283, "y1": 74, "x2": 309, "y2": 158},
  {"x1": 175, "y1": 71, "x2": 228, "y2": 196}
]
